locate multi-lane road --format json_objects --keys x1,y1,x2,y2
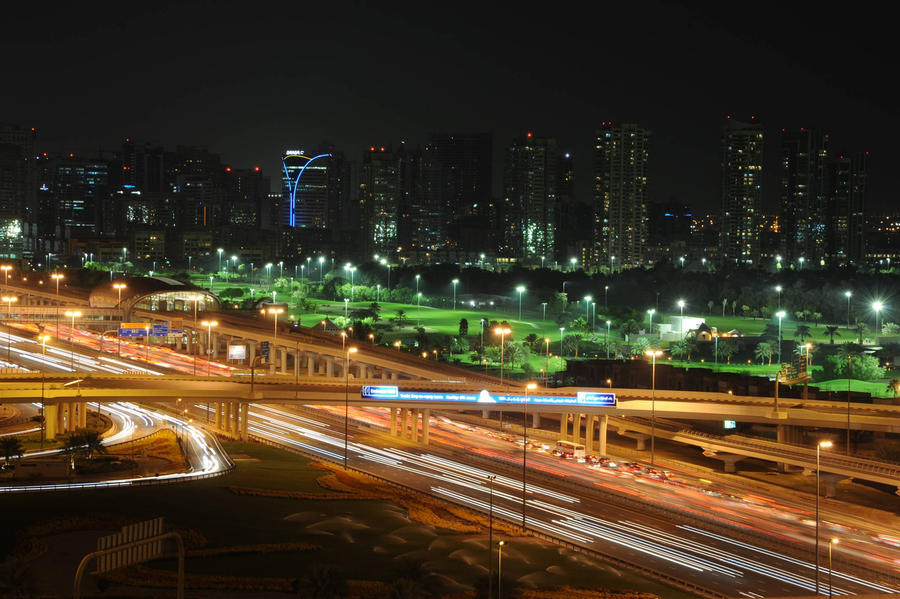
[{"x1": 2, "y1": 323, "x2": 899, "y2": 597}]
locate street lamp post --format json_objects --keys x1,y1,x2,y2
[
  {"x1": 2, "y1": 295, "x2": 17, "y2": 362},
  {"x1": 516, "y1": 286, "x2": 525, "y2": 320},
  {"x1": 645, "y1": 350, "x2": 663, "y2": 465},
  {"x1": 201, "y1": 320, "x2": 218, "y2": 377},
  {"x1": 451, "y1": 278, "x2": 459, "y2": 310},
  {"x1": 318, "y1": 256, "x2": 325, "y2": 285},
  {"x1": 344, "y1": 346, "x2": 358, "y2": 469},
  {"x1": 262, "y1": 307, "x2": 284, "y2": 372},
  {"x1": 677, "y1": 299, "x2": 685, "y2": 336},
  {"x1": 522, "y1": 382, "x2": 536, "y2": 529},
  {"x1": 51, "y1": 273, "x2": 64, "y2": 335},
  {"x1": 559, "y1": 327, "x2": 565, "y2": 357},
  {"x1": 844, "y1": 291, "x2": 852, "y2": 329},
  {"x1": 605, "y1": 320, "x2": 611, "y2": 359},
  {"x1": 540, "y1": 302, "x2": 547, "y2": 321},
  {"x1": 816, "y1": 440, "x2": 833, "y2": 595},
  {"x1": 776, "y1": 310, "x2": 786, "y2": 365},
  {"x1": 775, "y1": 285, "x2": 783, "y2": 309},
  {"x1": 217, "y1": 248, "x2": 224, "y2": 272},
  {"x1": 873, "y1": 301, "x2": 883, "y2": 338},
  {"x1": 583, "y1": 295, "x2": 592, "y2": 321},
  {"x1": 487, "y1": 474, "x2": 496, "y2": 599},
  {"x1": 604, "y1": 285, "x2": 609, "y2": 310},
  {"x1": 416, "y1": 292, "x2": 422, "y2": 326},
  {"x1": 495, "y1": 327, "x2": 511, "y2": 382},
  {"x1": 498, "y1": 541, "x2": 505, "y2": 599},
  {"x1": 0, "y1": 265, "x2": 10, "y2": 291},
  {"x1": 829, "y1": 538, "x2": 838, "y2": 599},
  {"x1": 64, "y1": 310, "x2": 82, "y2": 369},
  {"x1": 647, "y1": 308, "x2": 655, "y2": 337}
]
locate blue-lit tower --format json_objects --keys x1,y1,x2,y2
[{"x1": 281, "y1": 151, "x2": 332, "y2": 228}]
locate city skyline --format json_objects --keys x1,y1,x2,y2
[{"x1": 1, "y1": 1, "x2": 895, "y2": 213}]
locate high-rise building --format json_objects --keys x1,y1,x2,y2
[
  {"x1": 0, "y1": 123, "x2": 37, "y2": 259},
  {"x1": 593, "y1": 123, "x2": 649, "y2": 269},
  {"x1": 780, "y1": 128, "x2": 828, "y2": 264},
  {"x1": 46, "y1": 154, "x2": 111, "y2": 235},
  {"x1": 360, "y1": 146, "x2": 400, "y2": 255},
  {"x1": 502, "y1": 133, "x2": 558, "y2": 262},
  {"x1": 720, "y1": 117, "x2": 764, "y2": 266},
  {"x1": 281, "y1": 150, "x2": 331, "y2": 229},
  {"x1": 421, "y1": 133, "x2": 492, "y2": 250},
  {"x1": 826, "y1": 152, "x2": 867, "y2": 265}
]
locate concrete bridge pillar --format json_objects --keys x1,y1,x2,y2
[
  {"x1": 58, "y1": 402, "x2": 68, "y2": 434},
  {"x1": 776, "y1": 424, "x2": 804, "y2": 471},
  {"x1": 247, "y1": 341, "x2": 256, "y2": 366},
  {"x1": 237, "y1": 402, "x2": 249, "y2": 441},
  {"x1": 214, "y1": 402, "x2": 222, "y2": 430},
  {"x1": 224, "y1": 402, "x2": 233, "y2": 435},
  {"x1": 389, "y1": 371, "x2": 398, "y2": 381},
  {"x1": 78, "y1": 402, "x2": 87, "y2": 428},
  {"x1": 573, "y1": 413, "x2": 582, "y2": 445},
  {"x1": 532, "y1": 412, "x2": 541, "y2": 429},
  {"x1": 307, "y1": 353, "x2": 317, "y2": 376},
  {"x1": 598, "y1": 415, "x2": 608, "y2": 456},
  {"x1": 44, "y1": 404, "x2": 58, "y2": 438},
  {"x1": 325, "y1": 356, "x2": 335, "y2": 378},
  {"x1": 294, "y1": 349, "x2": 301, "y2": 378},
  {"x1": 421, "y1": 409, "x2": 430, "y2": 445},
  {"x1": 584, "y1": 415, "x2": 594, "y2": 453},
  {"x1": 390, "y1": 407, "x2": 398, "y2": 436},
  {"x1": 560, "y1": 413, "x2": 568, "y2": 440},
  {"x1": 702, "y1": 450, "x2": 746, "y2": 473}
]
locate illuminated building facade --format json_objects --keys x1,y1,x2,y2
[
  {"x1": 720, "y1": 117, "x2": 763, "y2": 265},
  {"x1": 502, "y1": 133, "x2": 557, "y2": 262},
  {"x1": 593, "y1": 123, "x2": 649, "y2": 269},
  {"x1": 360, "y1": 146, "x2": 400, "y2": 255},
  {"x1": 826, "y1": 152, "x2": 867, "y2": 265},
  {"x1": 780, "y1": 128, "x2": 828, "y2": 264},
  {"x1": 281, "y1": 150, "x2": 331, "y2": 228}
]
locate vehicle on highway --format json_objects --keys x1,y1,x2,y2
[{"x1": 553, "y1": 440, "x2": 586, "y2": 459}]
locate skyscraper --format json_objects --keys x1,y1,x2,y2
[
  {"x1": 780, "y1": 128, "x2": 828, "y2": 264},
  {"x1": 0, "y1": 123, "x2": 37, "y2": 259},
  {"x1": 502, "y1": 133, "x2": 557, "y2": 262},
  {"x1": 360, "y1": 146, "x2": 400, "y2": 255},
  {"x1": 593, "y1": 123, "x2": 650, "y2": 269},
  {"x1": 826, "y1": 152, "x2": 867, "y2": 265},
  {"x1": 281, "y1": 150, "x2": 331, "y2": 229},
  {"x1": 720, "y1": 117, "x2": 764, "y2": 266}
]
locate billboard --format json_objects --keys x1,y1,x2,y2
[
  {"x1": 359, "y1": 386, "x2": 616, "y2": 408},
  {"x1": 227, "y1": 344, "x2": 247, "y2": 360}
]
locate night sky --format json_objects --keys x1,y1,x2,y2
[{"x1": 3, "y1": 1, "x2": 894, "y2": 213}]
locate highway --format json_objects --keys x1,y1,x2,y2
[{"x1": 3, "y1": 322, "x2": 900, "y2": 596}]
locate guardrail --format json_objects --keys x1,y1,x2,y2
[{"x1": 247, "y1": 433, "x2": 731, "y2": 599}]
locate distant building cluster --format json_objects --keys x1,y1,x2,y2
[{"x1": 0, "y1": 119, "x2": 889, "y2": 271}]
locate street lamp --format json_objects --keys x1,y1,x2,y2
[
  {"x1": 828, "y1": 538, "x2": 838, "y2": 599},
  {"x1": 51, "y1": 273, "x2": 64, "y2": 334},
  {"x1": 344, "y1": 346, "x2": 358, "y2": 469},
  {"x1": 815, "y1": 439, "x2": 834, "y2": 595},
  {"x1": 604, "y1": 285, "x2": 609, "y2": 310},
  {"x1": 381, "y1": 258, "x2": 391, "y2": 290},
  {"x1": 487, "y1": 474, "x2": 496, "y2": 599},
  {"x1": 647, "y1": 308, "x2": 655, "y2": 336},
  {"x1": 113, "y1": 282, "x2": 127, "y2": 307},
  {"x1": 776, "y1": 310, "x2": 786, "y2": 365},
  {"x1": 540, "y1": 302, "x2": 547, "y2": 321},
  {"x1": 498, "y1": 540, "x2": 506, "y2": 599},
  {"x1": 569, "y1": 257, "x2": 577, "y2": 272},
  {"x1": 516, "y1": 286, "x2": 525, "y2": 320},
  {"x1": 775, "y1": 285, "x2": 783, "y2": 309},
  {"x1": 318, "y1": 256, "x2": 325, "y2": 285},
  {"x1": 844, "y1": 291, "x2": 852, "y2": 329},
  {"x1": 543, "y1": 338, "x2": 550, "y2": 382},
  {"x1": 645, "y1": 349, "x2": 663, "y2": 465},
  {"x1": 265, "y1": 263, "x2": 273, "y2": 285},
  {"x1": 873, "y1": 301, "x2": 884, "y2": 337},
  {"x1": 262, "y1": 307, "x2": 284, "y2": 371},
  {"x1": 0, "y1": 265, "x2": 10, "y2": 290},
  {"x1": 522, "y1": 382, "x2": 537, "y2": 529},
  {"x1": 559, "y1": 327, "x2": 565, "y2": 357},
  {"x1": 217, "y1": 248, "x2": 224, "y2": 272},
  {"x1": 494, "y1": 326, "x2": 511, "y2": 382},
  {"x1": 583, "y1": 295, "x2": 592, "y2": 321},
  {"x1": 416, "y1": 292, "x2": 422, "y2": 326},
  {"x1": 415, "y1": 273, "x2": 420, "y2": 298},
  {"x1": 677, "y1": 299, "x2": 686, "y2": 336},
  {"x1": 451, "y1": 278, "x2": 459, "y2": 310},
  {"x1": 344, "y1": 298, "x2": 349, "y2": 317},
  {"x1": 64, "y1": 310, "x2": 82, "y2": 369},
  {"x1": 606, "y1": 320, "x2": 611, "y2": 359},
  {"x1": 2, "y1": 295, "x2": 17, "y2": 362},
  {"x1": 201, "y1": 320, "x2": 218, "y2": 377}
]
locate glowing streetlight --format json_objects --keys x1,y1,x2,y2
[
  {"x1": 344, "y1": 346, "x2": 358, "y2": 469},
  {"x1": 200, "y1": 320, "x2": 218, "y2": 377},
  {"x1": 494, "y1": 326, "x2": 511, "y2": 382},
  {"x1": 828, "y1": 538, "x2": 838, "y2": 599},
  {"x1": 647, "y1": 308, "x2": 655, "y2": 336},
  {"x1": 516, "y1": 286, "x2": 525, "y2": 320},
  {"x1": 452, "y1": 278, "x2": 459, "y2": 310},
  {"x1": 0, "y1": 265, "x2": 10, "y2": 290},
  {"x1": 318, "y1": 256, "x2": 325, "y2": 284},
  {"x1": 216, "y1": 248, "x2": 224, "y2": 271},
  {"x1": 873, "y1": 301, "x2": 884, "y2": 336},
  {"x1": 775, "y1": 285, "x2": 783, "y2": 309},
  {"x1": 261, "y1": 306, "x2": 284, "y2": 352},
  {"x1": 645, "y1": 349, "x2": 663, "y2": 465},
  {"x1": 605, "y1": 320, "x2": 611, "y2": 359},
  {"x1": 416, "y1": 292, "x2": 422, "y2": 326},
  {"x1": 776, "y1": 310, "x2": 786, "y2": 364},
  {"x1": 381, "y1": 258, "x2": 391, "y2": 290},
  {"x1": 569, "y1": 257, "x2": 577, "y2": 272},
  {"x1": 844, "y1": 290, "x2": 852, "y2": 329},
  {"x1": 64, "y1": 310, "x2": 82, "y2": 369},
  {"x1": 604, "y1": 285, "x2": 609, "y2": 309},
  {"x1": 113, "y1": 282, "x2": 127, "y2": 307},
  {"x1": 815, "y1": 439, "x2": 834, "y2": 595},
  {"x1": 3, "y1": 295, "x2": 17, "y2": 362},
  {"x1": 677, "y1": 299, "x2": 686, "y2": 336},
  {"x1": 559, "y1": 327, "x2": 565, "y2": 357},
  {"x1": 521, "y1": 381, "x2": 537, "y2": 529},
  {"x1": 583, "y1": 295, "x2": 592, "y2": 321}
]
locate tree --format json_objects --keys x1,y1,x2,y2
[
  {"x1": 754, "y1": 341, "x2": 774, "y2": 365},
  {"x1": 718, "y1": 338, "x2": 738, "y2": 364},
  {"x1": 630, "y1": 336, "x2": 650, "y2": 356},
  {"x1": 882, "y1": 322, "x2": 900, "y2": 336},
  {"x1": 621, "y1": 319, "x2": 640, "y2": 343},
  {"x1": 887, "y1": 379, "x2": 900, "y2": 398},
  {"x1": 721, "y1": 297, "x2": 728, "y2": 317},
  {"x1": 707, "y1": 299, "x2": 714, "y2": 314},
  {"x1": 561, "y1": 333, "x2": 583, "y2": 357},
  {"x1": 568, "y1": 316, "x2": 591, "y2": 333},
  {"x1": 393, "y1": 309, "x2": 408, "y2": 328},
  {"x1": 1, "y1": 437, "x2": 24, "y2": 466},
  {"x1": 458, "y1": 318, "x2": 468, "y2": 337},
  {"x1": 670, "y1": 339, "x2": 695, "y2": 361},
  {"x1": 794, "y1": 325, "x2": 812, "y2": 342},
  {"x1": 855, "y1": 321, "x2": 868, "y2": 343},
  {"x1": 823, "y1": 325, "x2": 840, "y2": 344}
]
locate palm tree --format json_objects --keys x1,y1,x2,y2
[
  {"x1": 754, "y1": 341, "x2": 774, "y2": 365},
  {"x1": 823, "y1": 325, "x2": 840, "y2": 344},
  {"x1": 1, "y1": 437, "x2": 24, "y2": 466},
  {"x1": 794, "y1": 325, "x2": 812, "y2": 343},
  {"x1": 718, "y1": 338, "x2": 738, "y2": 364},
  {"x1": 621, "y1": 319, "x2": 640, "y2": 343},
  {"x1": 855, "y1": 321, "x2": 868, "y2": 343}
]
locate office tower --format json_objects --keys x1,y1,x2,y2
[
  {"x1": 360, "y1": 146, "x2": 400, "y2": 255},
  {"x1": 224, "y1": 165, "x2": 268, "y2": 227},
  {"x1": 502, "y1": 132, "x2": 558, "y2": 261},
  {"x1": 720, "y1": 117, "x2": 764, "y2": 266},
  {"x1": 281, "y1": 150, "x2": 331, "y2": 229},
  {"x1": 780, "y1": 128, "x2": 828, "y2": 264},
  {"x1": 422, "y1": 133, "x2": 492, "y2": 250},
  {"x1": 0, "y1": 123, "x2": 37, "y2": 259},
  {"x1": 171, "y1": 146, "x2": 226, "y2": 230},
  {"x1": 47, "y1": 154, "x2": 111, "y2": 234},
  {"x1": 826, "y1": 152, "x2": 867, "y2": 265},
  {"x1": 320, "y1": 144, "x2": 353, "y2": 238},
  {"x1": 593, "y1": 123, "x2": 650, "y2": 269},
  {"x1": 120, "y1": 139, "x2": 168, "y2": 193}
]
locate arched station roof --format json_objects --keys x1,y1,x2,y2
[{"x1": 90, "y1": 276, "x2": 219, "y2": 314}]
